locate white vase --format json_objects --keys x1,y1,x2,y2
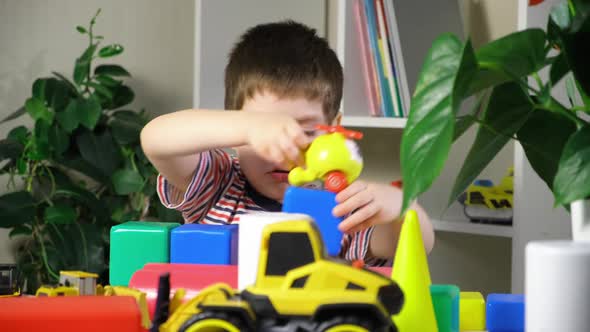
[
  {"x1": 525, "y1": 241, "x2": 590, "y2": 331},
  {"x1": 571, "y1": 199, "x2": 590, "y2": 241}
]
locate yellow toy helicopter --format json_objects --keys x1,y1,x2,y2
[{"x1": 289, "y1": 125, "x2": 364, "y2": 193}]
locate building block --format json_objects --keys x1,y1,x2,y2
[
  {"x1": 0, "y1": 296, "x2": 143, "y2": 332},
  {"x1": 486, "y1": 294, "x2": 524, "y2": 332},
  {"x1": 171, "y1": 224, "x2": 238, "y2": 265},
  {"x1": 392, "y1": 210, "x2": 438, "y2": 332},
  {"x1": 238, "y1": 212, "x2": 312, "y2": 289},
  {"x1": 460, "y1": 292, "x2": 486, "y2": 331},
  {"x1": 129, "y1": 263, "x2": 238, "y2": 319},
  {"x1": 110, "y1": 221, "x2": 179, "y2": 286},
  {"x1": 282, "y1": 186, "x2": 343, "y2": 256},
  {"x1": 431, "y1": 284, "x2": 460, "y2": 332}
]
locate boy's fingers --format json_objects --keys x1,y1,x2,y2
[
  {"x1": 286, "y1": 123, "x2": 311, "y2": 149},
  {"x1": 335, "y1": 180, "x2": 367, "y2": 203},
  {"x1": 267, "y1": 145, "x2": 285, "y2": 166},
  {"x1": 338, "y1": 203, "x2": 379, "y2": 233},
  {"x1": 279, "y1": 135, "x2": 301, "y2": 166},
  {"x1": 333, "y1": 189, "x2": 373, "y2": 217}
]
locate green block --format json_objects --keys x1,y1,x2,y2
[
  {"x1": 431, "y1": 284, "x2": 460, "y2": 332},
  {"x1": 109, "y1": 221, "x2": 179, "y2": 286}
]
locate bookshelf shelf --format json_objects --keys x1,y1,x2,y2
[
  {"x1": 432, "y1": 218, "x2": 514, "y2": 238},
  {"x1": 341, "y1": 116, "x2": 406, "y2": 128}
]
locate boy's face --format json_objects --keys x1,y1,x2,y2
[{"x1": 236, "y1": 91, "x2": 340, "y2": 202}]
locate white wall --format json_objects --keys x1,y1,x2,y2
[{"x1": 0, "y1": 0, "x2": 195, "y2": 263}]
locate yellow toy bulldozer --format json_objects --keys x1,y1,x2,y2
[{"x1": 154, "y1": 218, "x2": 404, "y2": 332}]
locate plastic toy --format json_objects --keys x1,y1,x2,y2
[
  {"x1": 486, "y1": 293, "x2": 524, "y2": 332},
  {"x1": 282, "y1": 186, "x2": 343, "y2": 256},
  {"x1": 430, "y1": 284, "x2": 460, "y2": 332},
  {"x1": 459, "y1": 292, "x2": 486, "y2": 331},
  {"x1": 60, "y1": 270, "x2": 99, "y2": 295},
  {"x1": 391, "y1": 210, "x2": 438, "y2": 332},
  {"x1": 104, "y1": 285, "x2": 152, "y2": 329},
  {"x1": 288, "y1": 125, "x2": 363, "y2": 192},
  {"x1": 171, "y1": 223, "x2": 238, "y2": 265},
  {"x1": 129, "y1": 263, "x2": 237, "y2": 318},
  {"x1": 36, "y1": 284, "x2": 80, "y2": 297},
  {"x1": 110, "y1": 221, "x2": 180, "y2": 286},
  {"x1": 457, "y1": 168, "x2": 513, "y2": 225},
  {"x1": 0, "y1": 264, "x2": 20, "y2": 298},
  {"x1": 0, "y1": 296, "x2": 144, "y2": 332},
  {"x1": 157, "y1": 218, "x2": 404, "y2": 331}
]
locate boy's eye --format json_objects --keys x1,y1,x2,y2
[{"x1": 304, "y1": 130, "x2": 317, "y2": 137}]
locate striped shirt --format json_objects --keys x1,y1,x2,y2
[{"x1": 157, "y1": 149, "x2": 388, "y2": 266}]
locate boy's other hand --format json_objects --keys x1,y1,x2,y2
[
  {"x1": 333, "y1": 181, "x2": 401, "y2": 234},
  {"x1": 246, "y1": 113, "x2": 312, "y2": 168}
]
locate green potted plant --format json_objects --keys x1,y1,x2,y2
[
  {"x1": 400, "y1": 0, "x2": 589, "y2": 240},
  {"x1": 0, "y1": 10, "x2": 181, "y2": 293}
]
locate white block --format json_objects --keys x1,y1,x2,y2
[
  {"x1": 526, "y1": 241, "x2": 590, "y2": 331},
  {"x1": 238, "y1": 212, "x2": 312, "y2": 290}
]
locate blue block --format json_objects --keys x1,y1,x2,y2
[
  {"x1": 171, "y1": 224, "x2": 238, "y2": 265},
  {"x1": 486, "y1": 294, "x2": 525, "y2": 332},
  {"x1": 282, "y1": 186, "x2": 343, "y2": 256}
]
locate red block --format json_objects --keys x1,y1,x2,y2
[
  {"x1": 0, "y1": 296, "x2": 143, "y2": 332},
  {"x1": 129, "y1": 263, "x2": 237, "y2": 318}
]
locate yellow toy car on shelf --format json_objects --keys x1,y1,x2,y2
[
  {"x1": 458, "y1": 168, "x2": 513, "y2": 225},
  {"x1": 289, "y1": 125, "x2": 364, "y2": 193},
  {"x1": 0, "y1": 264, "x2": 20, "y2": 298},
  {"x1": 156, "y1": 218, "x2": 403, "y2": 332},
  {"x1": 36, "y1": 270, "x2": 99, "y2": 297}
]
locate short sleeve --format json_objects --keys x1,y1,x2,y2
[
  {"x1": 157, "y1": 149, "x2": 235, "y2": 223},
  {"x1": 340, "y1": 227, "x2": 390, "y2": 267}
]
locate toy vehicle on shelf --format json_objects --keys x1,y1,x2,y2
[
  {"x1": 458, "y1": 168, "x2": 513, "y2": 225},
  {"x1": 36, "y1": 270, "x2": 99, "y2": 296},
  {"x1": 156, "y1": 219, "x2": 404, "y2": 332},
  {"x1": 289, "y1": 125, "x2": 364, "y2": 193},
  {"x1": 0, "y1": 264, "x2": 20, "y2": 298}
]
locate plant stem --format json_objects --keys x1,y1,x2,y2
[
  {"x1": 533, "y1": 72, "x2": 544, "y2": 91},
  {"x1": 536, "y1": 98, "x2": 587, "y2": 129},
  {"x1": 33, "y1": 224, "x2": 59, "y2": 280}
]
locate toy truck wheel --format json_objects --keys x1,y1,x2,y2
[
  {"x1": 325, "y1": 171, "x2": 348, "y2": 193},
  {"x1": 179, "y1": 310, "x2": 252, "y2": 332},
  {"x1": 317, "y1": 316, "x2": 377, "y2": 332}
]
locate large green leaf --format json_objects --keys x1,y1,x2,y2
[
  {"x1": 48, "y1": 124, "x2": 70, "y2": 156},
  {"x1": 0, "y1": 191, "x2": 36, "y2": 228},
  {"x1": 73, "y1": 44, "x2": 97, "y2": 84},
  {"x1": 550, "y1": 52, "x2": 570, "y2": 87},
  {"x1": 94, "y1": 64, "x2": 130, "y2": 77},
  {"x1": 111, "y1": 113, "x2": 144, "y2": 145},
  {"x1": 57, "y1": 100, "x2": 81, "y2": 133},
  {"x1": 77, "y1": 96, "x2": 102, "y2": 130},
  {"x1": 44, "y1": 204, "x2": 77, "y2": 224},
  {"x1": 518, "y1": 111, "x2": 576, "y2": 192},
  {"x1": 53, "y1": 185, "x2": 109, "y2": 224},
  {"x1": 76, "y1": 130, "x2": 122, "y2": 177},
  {"x1": 59, "y1": 157, "x2": 107, "y2": 183},
  {"x1": 87, "y1": 82, "x2": 113, "y2": 100},
  {"x1": 553, "y1": 125, "x2": 590, "y2": 205},
  {"x1": 52, "y1": 72, "x2": 80, "y2": 96},
  {"x1": 94, "y1": 75, "x2": 122, "y2": 87},
  {"x1": 25, "y1": 97, "x2": 53, "y2": 124},
  {"x1": 112, "y1": 169, "x2": 145, "y2": 195},
  {"x1": 449, "y1": 82, "x2": 534, "y2": 205},
  {"x1": 0, "y1": 139, "x2": 24, "y2": 161},
  {"x1": 110, "y1": 85, "x2": 135, "y2": 109},
  {"x1": 549, "y1": 1, "x2": 590, "y2": 96},
  {"x1": 0, "y1": 106, "x2": 26, "y2": 124},
  {"x1": 98, "y1": 44, "x2": 124, "y2": 58},
  {"x1": 401, "y1": 35, "x2": 478, "y2": 212},
  {"x1": 467, "y1": 29, "x2": 547, "y2": 95},
  {"x1": 28, "y1": 121, "x2": 51, "y2": 161},
  {"x1": 44, "y1": 223, "x2": 107, "y2": 274}
]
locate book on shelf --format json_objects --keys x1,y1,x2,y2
[{"x1": 354, "y1": 0, "x2": 407, "y2": 118}]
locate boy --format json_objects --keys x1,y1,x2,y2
[{"x1": 140, "y1": 20, "x2": 434, "y2": 266}]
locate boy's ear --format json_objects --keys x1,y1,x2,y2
[{"x1": 331, "y1": 112, "x2": 342, "y2": 125}]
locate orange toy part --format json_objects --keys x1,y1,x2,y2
[
  {"x1": 529, "y1": 0, "x2": 544, "y2": 5},
  {"x1": 315, "y1": 124, "x2": 363, "y2": 140},
  {"x1": 0, "y1": 296, "x2": 144, "y2": 332}
]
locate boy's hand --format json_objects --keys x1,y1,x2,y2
[
  {"x1": 246, "y1": 113, "x2": 312, "y2": 168},
  {"x1": 333, "y1": 181, "x2": 402, "y2": 233}
]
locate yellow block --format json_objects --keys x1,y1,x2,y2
[
  {"x1": 459, "y1": 292, "x2": 485, "y2": 331},
  {"x1": 392, "y1": 210, "x2": 438, "y2": 332}
]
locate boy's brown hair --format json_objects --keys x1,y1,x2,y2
[{"x1": 224, "y1": 20, "x2": 343, "y2": 122}]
